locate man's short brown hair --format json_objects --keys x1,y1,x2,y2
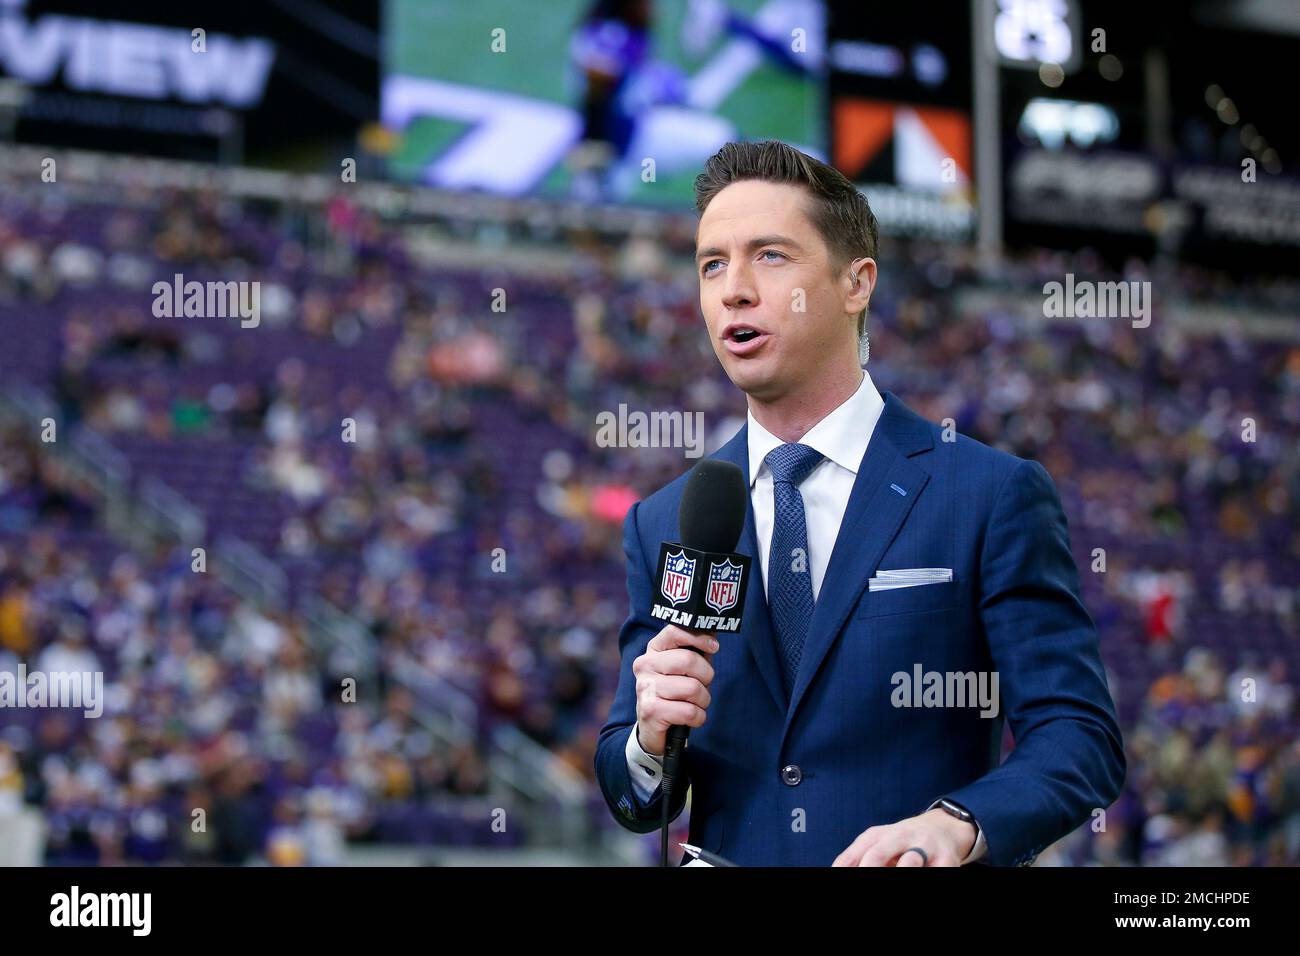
[{"x1": 693, "y1": 140, "x2": 879, "y2": 341}]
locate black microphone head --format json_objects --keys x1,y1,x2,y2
[{"x1": 679, "y1": 459, "x2": 747, "y2": 553}]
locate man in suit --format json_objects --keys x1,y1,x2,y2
[{"x1": 594, "y1": 140, "x2": 1126, "y2": 866}]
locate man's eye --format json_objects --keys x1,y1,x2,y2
[
  {"x1": 760, "y1": 250, "x2": 787, "y2": 263},
  {"x1": 702, "y1": 260, "x2": 723, "y2": 275}
]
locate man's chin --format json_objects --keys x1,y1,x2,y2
[{"x1": 721, "y1": 359, "x2": 783, "y2": 402}]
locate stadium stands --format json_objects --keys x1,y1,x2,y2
[{"x1": 1, "y1": 167, "x2": 1297, "y2": 865}]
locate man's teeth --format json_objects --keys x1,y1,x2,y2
[{"x1": 732, "y1": 329, "x2": 759, "y2": 341}]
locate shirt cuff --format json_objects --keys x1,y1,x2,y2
[
  {"x1": 927, "y1": 799, "x2": 987, "y2": 865},
  {"x1": 625, "y1": 722, "x2": 665, "y2": 806}
]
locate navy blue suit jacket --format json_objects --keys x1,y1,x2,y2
[{"x1": 595, "y1": 391, "x2": 1126, "y2": 866}]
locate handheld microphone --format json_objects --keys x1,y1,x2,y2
[
  {"x1": 651, "y1": 459, "x2": 749, "y2": 864},
  {"x1": 678, "y1": 458, "x2": 748, "y2": 554},
  {"x1": 650, "y1": 459, "x2": 751, "y2": 635}
]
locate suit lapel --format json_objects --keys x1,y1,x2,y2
[
  {"x1": 781, "y1": 392, "x2": 935, "y2": 736},
  {"x1": 710, "y1": 425, "x2": 787, "y2": 716}
]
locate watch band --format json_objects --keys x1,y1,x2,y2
[
  {"x1": 937, "y1": 798, "x2": 972, "y2": 823},
  {"x1": 936, "y1": 799, "x2": 979, "y2": 860}
]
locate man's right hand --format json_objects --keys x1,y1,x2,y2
[{"x1": 632, "y1": 624, "x2": 719, "y2": 757}]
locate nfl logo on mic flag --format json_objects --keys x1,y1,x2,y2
[
  {"x1": 651, "y1": 544, "x2": 751, "y2": 632},
  {"x1": 662, "y1": 550, "x2": 697, "y2": 606},
  {"x1": 705, "y1": 558, "x2": 743, "y2": 614}
]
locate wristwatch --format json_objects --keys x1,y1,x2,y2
[{"x1": 935, "y1": 798, "x2": 979, "y2": 849}]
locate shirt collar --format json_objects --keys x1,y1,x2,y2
[{"x1": 746, "y1": 369, "x2": 884, "y2": 488}]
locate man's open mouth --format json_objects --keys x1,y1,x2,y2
[
  {"x1": 724, "y1": 324, "x2": 767, "y2": 342},
  {"x1": 722, "y1": 325, "x2": 771, "y2": 355}
]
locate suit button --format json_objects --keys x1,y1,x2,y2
[{"x1": 780, "y1": 764, "x2": 802, "y2": 786}]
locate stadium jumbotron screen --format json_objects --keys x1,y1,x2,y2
[{"x1": 382, "y1": 0, "x2": 826, "y2": 203}]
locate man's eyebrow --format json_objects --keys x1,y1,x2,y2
[{"x1": 694, "y1": 235, "x2": 806, "y2": 261}]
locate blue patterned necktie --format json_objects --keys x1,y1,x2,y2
[{"x1": 765, "y1": 442, "x2": 825, "y2": 701}]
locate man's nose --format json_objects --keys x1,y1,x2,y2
[{"x1": 721, "y1": 260, "x2": 757, "y2": 309}]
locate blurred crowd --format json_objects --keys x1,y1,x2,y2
[
  {"x1": 0, "y1": 417, "x2": 493, "y2": 864},
  {"x1": 0, "y1": 176, "x2": 1297, "y2": 864}
]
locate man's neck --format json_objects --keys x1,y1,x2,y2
[{"x1": 748, "y1": 365, "x2": 865, "y2": 444}]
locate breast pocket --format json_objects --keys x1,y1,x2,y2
[{"x1": 857, "y1": 579, "x2": 963, "y2": 619}]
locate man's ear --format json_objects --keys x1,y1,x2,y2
[{"x1": 847, "y1": 256, "x2": 876, "y2": 314}]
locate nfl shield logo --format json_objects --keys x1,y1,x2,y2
[
  {"x1": 705, "y1": 558, "x2": 743, "y2": 614},
  {"x1": 661, "y1": 550, "x2": 696, "y2": 606}
]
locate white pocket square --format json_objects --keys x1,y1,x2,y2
[{"x1": 868, "y1": 568, "x2": 953, "y2": 591}]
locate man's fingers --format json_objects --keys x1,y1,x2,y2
[
  {"x1": 831, "y1": 828, "x2": 878, "y2": 867},
  {"x1": 644, "y1": 700, "x2": 707, "y2": 728},
  {"x1": 647, "y1": 625, "x2": 719, "y2": 656},
  {"x1": 644, "y1": 647, "x2": 715, "y2": 684},
  {"x1": 838, "y1": 816, "x2": 965, "y2": 867},
  {"x1": 859, "y1": 829, "x2": 922, "y2": 867},
  {"x1": 637, "y1": 674, "x2": 711, "y2": 710},
  {"x1": 634, "y1": 626, "x2": 718, "y2": 734}
]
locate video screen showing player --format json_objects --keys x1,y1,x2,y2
[{"x1": 383, "y1": 0, "x2": 825, "y2": 205}]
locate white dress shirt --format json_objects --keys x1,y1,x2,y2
[{"x1": 626, "y1": 369, "x2": 987, "y2": 863}]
